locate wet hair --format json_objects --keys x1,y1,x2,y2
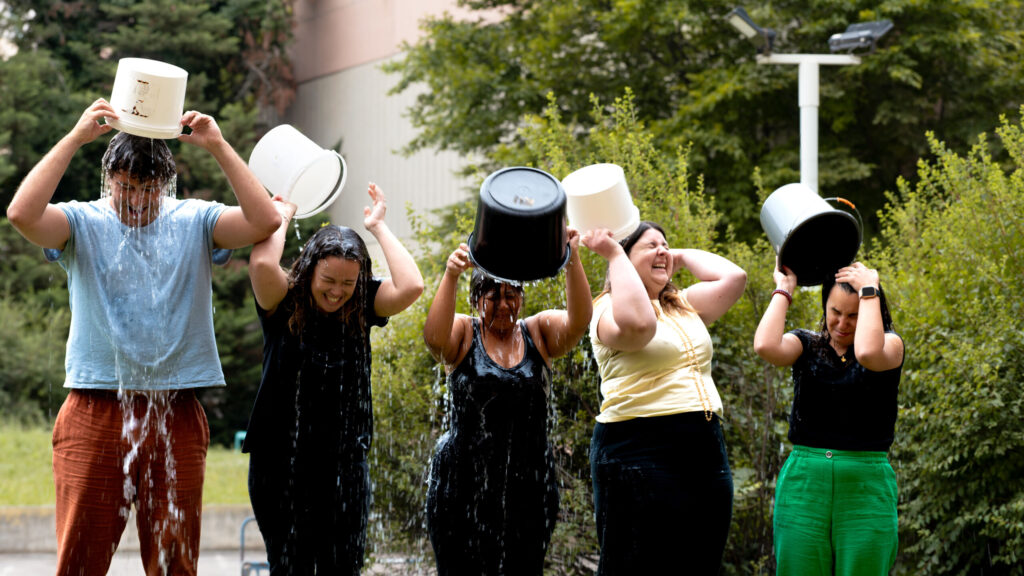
[
  {"x1": 601, "y1": 221, "x2": 695, "y2": 315},
  {"x1": 469, "y1": 268, "x2": 524, "y2": 311},
  {"x1": 101, "y1": 132, "x2": 177, "y2": 187},
  {"x1": 818, "y1": 270, "x2": 895, "y2": 340},
  {"x1": 286, "y1": 225, "x2": 372, "y2": 334}
]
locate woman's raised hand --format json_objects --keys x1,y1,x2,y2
[
  {"x1": 581, "y1": 228, "x2": 622, "y2": 260},
  {"x1": 363, "y1": 182, "x2": 387, "y2": 230},
  {"x1": 773, "y1": 263, "x2": 798, "y2": 293},
  {"x1": 270, "y1": 195, "x2": 298, "y2": 222},
  {"x1": 835, "y1": 262, "x2": 879, "y2": 291},
  {"x1": 446, "y1": 243, "x2": 474, "y2": 276}
]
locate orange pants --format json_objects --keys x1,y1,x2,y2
[{"x1": 52, "y1": 389, "x2": 209, "y2": 576}]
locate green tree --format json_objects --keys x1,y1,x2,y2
[
  {"x1": 875, "y1": 111, "x2": 1024, "y2": 574},
  {"x1": 386, "y1": 0, "x2": 1024, "y2": 240}
]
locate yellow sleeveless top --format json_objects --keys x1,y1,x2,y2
[{"x1": 589, "y1": 292, "x2": 722, "y2": 423}]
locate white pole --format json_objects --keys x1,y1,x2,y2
[
  {"x1": 799, "y1": 60, "x2": 819, "y2": 192},
  {"x1": 757, "y1": 53, "x2": 861, "y2": 195}
]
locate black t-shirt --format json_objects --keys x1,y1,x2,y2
[
  {"x1": 242, "y1": 278, "x2": 387, "y2": 459},
  {"x1": 787, "y1": 328, "x2": 904, "y2": 452}
]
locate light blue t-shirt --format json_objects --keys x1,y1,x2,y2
[{"x1": 46, "y1": 197, "x2": 229, "y2": 390}]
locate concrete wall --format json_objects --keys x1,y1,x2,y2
[{"x1": 283, "y1": 0, "x2": 481, "y2": 272}]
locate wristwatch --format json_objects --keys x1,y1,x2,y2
[{"x1": 859, "y1": 285, "x2": 879, "y2": 299}]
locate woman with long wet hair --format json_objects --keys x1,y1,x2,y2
[
  {"x1": 753, "y1": 262, "x2": 904, "y2": 575},
  {"x1": 582, "y1": 221, "x2": 747, "y2": 575},
  {"x1": 242, "y1": 183, "x2": 423, "y2": 575},
  {"x1": 422, "y1": 231, "x2": 591, "y2": 575}
]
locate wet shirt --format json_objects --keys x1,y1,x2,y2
[
  {"x1": 243, "y1": 281, "x2": 387, "y2": 460},
  {"x1": 426, "y1": 319, "x2": 559, "y2": 575},
  {"x1": 787, "y1": 328, "x2": 903, "y2": 452},
  {"x1": 590, "y1": 293, "x2": 722, "y2": 423},
  {"x1": 45, "y1": 197, "x2": 227, "y2": 390},
  {"x1": 440, "y1": 319, "x2": 554, "y2": 460}
]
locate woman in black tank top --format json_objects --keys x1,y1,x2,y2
[{"x1": 423, "y1": 233, "x2": 592, "y2": 575}]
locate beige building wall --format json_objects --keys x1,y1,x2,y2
[{"x1": 284, "y1": 0, "x2": 479, "y2": 269}]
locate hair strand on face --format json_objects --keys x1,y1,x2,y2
[{"x1": 286, "y1": 225, "x2": 372, "y2": 334}]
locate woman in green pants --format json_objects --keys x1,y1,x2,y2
[{"x1": 754, "y1": 262, "x2": 905, "y2": 575}]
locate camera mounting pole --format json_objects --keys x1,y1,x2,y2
[{"x1": 756, "y1": 53, "x2": 860, "y2": 193}]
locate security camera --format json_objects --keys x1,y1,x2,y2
[{"x1": 828, "y1": 20, "x2": 893, "y2": 53}]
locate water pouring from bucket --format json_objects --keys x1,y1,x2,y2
[
  {"x1": 561, "y1": 163, "x2": 640, "y2": 241},
  {"x1": 107, "y1": 58, "x2": 188, "y2": 139},
  {"x1": 467, "y1": 167, "x2": 570, "y2": 283},
  {"x1": 760, "y1": 183, "x2": 862, "y2": 286},
  {"x1": 248, "y1": 124, "x2": 348, "y2": 220}
]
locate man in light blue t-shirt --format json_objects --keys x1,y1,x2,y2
[{"x1": 6, "y1": 98, "x2": 281, "y2": 576}]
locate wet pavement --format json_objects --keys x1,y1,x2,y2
[
  {"x1": 0, "y1": 549, "x2": 263, "y2": 575},
  {"x1": 0, "y1": 550, "x2": 440, "y2": 575}
]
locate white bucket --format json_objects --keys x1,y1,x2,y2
[
  {"x1": 107, "y1": 58, "x2": 188, "y2": 139},
  {"x1": 248, "y1": 125, "x2": 347, "y2": 219},
  {"x1": 561, "y1": 163, "x2": 640, "y2": 240}
]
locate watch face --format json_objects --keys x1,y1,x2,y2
[{"x1": 860, "y1": 286, "x2": 878, "y2": 298}]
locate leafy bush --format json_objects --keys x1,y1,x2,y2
[{"x1": 877, "y1": 111, "x2": 1024, "y2": 575}]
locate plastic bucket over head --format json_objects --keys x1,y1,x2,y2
[
  {"x1": 760, "y1": 183, "x2": 862, "y2": 286},
  {"x1": 561, "y1": 163, "x2": 640, "y2": 241},
  {"x1": 468, "y1": 167, "x2": 569, "y2": 283},
  {"x1": 107, "y1": 58, "x2": 188, "y2": 139},
  {"x1": 248, "y1": 125, "x2": 347, "y2": 219}
]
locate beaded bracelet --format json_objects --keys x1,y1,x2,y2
[{"x1": 771, "y1": 288, "x2": 793, "y2": 305}]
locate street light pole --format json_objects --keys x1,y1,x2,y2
[{"x1": 756, "y1": 53, "x2": 860, "y2": 193}]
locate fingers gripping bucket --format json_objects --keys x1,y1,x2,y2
[
  {"x1": 248, "y1": 125, "x2": 347, "y2": 219},
  {"x1": 760, "y1": 183, "x2": 862, "y2": 286},
  {"x1": 107, "y1": 58, "x2": 188, "y2": 139},
  {"x1": 561, "y1": 163, "x2": 640, "y2": 241},
  {"x1": 468, "y1": 167, "x2": 570, "y2": 283}
]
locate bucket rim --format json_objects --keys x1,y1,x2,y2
[
  {"x1": 292, "y1": 151, "x2": 347, "y2": 220},
  {"x1": 106, "y1": 117, "x2": 182, "y2": 140},
  {"x1": 466, "y1": 233, "x2": 572, "y2": 284}
]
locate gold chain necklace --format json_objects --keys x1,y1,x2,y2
[{"x1": 665, "y1": 311, "x2": 714, "y2": 422}]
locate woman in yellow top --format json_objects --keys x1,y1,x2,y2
[{"x1": 582, "y1": 221, "x2": 747, "y2": 575}]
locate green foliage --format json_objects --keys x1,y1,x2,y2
[
  {"x1": 876, "y1": 110, "x2": 1024, "y2": 575},
  {"x1": 0, "y1": 424, "x2": 55, "y2": 505},
  {"x1": 0, "y1": 224, "x2": 69, "y2": 424},
  {"x1": 386, "y1": 0, "x2": 1024, "y2": 240},
  {"x1": 367, "y1": 295, "x2": 440, "y2": 558}
]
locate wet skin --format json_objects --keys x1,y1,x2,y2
[
  {"x1": 108, "y1": 173, "x2": 164, "y2": 228},
  {"x1": 825, "y1": 284, "x2": 860, "y2": 355},
  {"x1": 477, "y1": 285, "x2": 525, "y2": 368},
  {"x1": 311, "y1": 256, "x2": 361, "y2": 313}
]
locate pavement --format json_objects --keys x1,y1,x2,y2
[
  {"x1": 0, "y1": 550, "x2": 264, "y2": 576},
  {"x1": 0, "y1": 505, "x2": 437, "y2": 575},
  {"x1": 0, "y1": 505, "x2": 268, "y2": 575}
]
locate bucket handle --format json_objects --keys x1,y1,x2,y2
[{"x1": 823, "y1": 196, "x2": 863, "y2": 243}]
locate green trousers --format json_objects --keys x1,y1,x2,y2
[{"x1": 774, "y1": 445, "x2": 898, "y2": 575}]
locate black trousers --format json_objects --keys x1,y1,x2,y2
[
  {"x1": 248, "y1": 447, "x2": 370, "y2": 576},
  {"x1": 590, "y1": 412, "x2": 734, "y2": 575}
]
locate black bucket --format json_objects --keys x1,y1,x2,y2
[
  {"x1": 467, "y1": 167, "x2": 569, "y2": 283},
  {"x1": 760, "y1": 183, "x2": 862, "y2": 286}
]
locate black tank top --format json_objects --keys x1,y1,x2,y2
[{"x1": 445, "y1": 319, "x2": 553, "y2": 459}]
